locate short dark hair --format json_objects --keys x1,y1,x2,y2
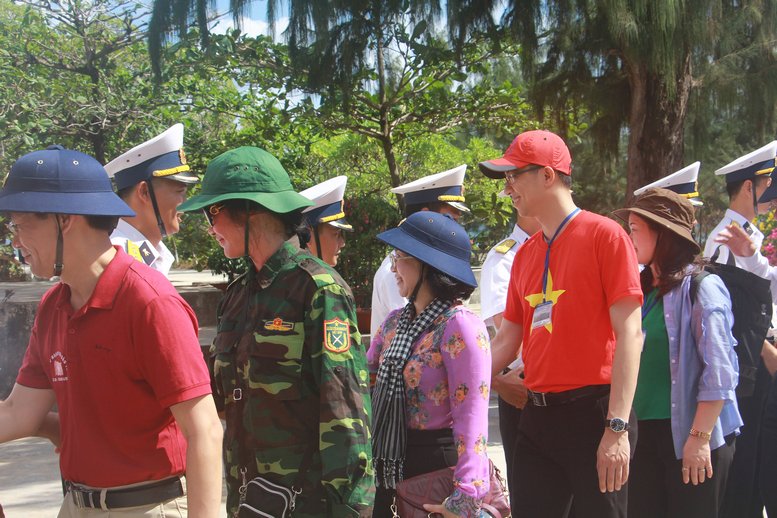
[
  {"x1": 116, "y1": 185, "x2": 134, "y2": 200},
  {"x1": 726, "y1": 179, "x2": 745, "y2": 199},
  {"x1": 404, "y1": 201, "x2": 447, "y2": 217},
  {"x1": 558, "y1": 172, "x2": 572, "y2": 189},
  {"x1": 84, "y1": 215, "x2": 120, "y2": 234},
  {"x1": 425, "y1": 265, "x2": 475, "y2": 302},
  {"x1": 29, "y1": 212, "x2": 118, "y2": 234},
  {"x1": 727, "y1": 177, "x2": 769, "y2": 200}
]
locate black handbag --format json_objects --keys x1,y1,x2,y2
[{"x1": 237, "y1": 475, "x2": 302, "y2": 518}]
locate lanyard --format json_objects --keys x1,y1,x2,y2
[
  {"x1": 541, "y1": 208, "x2": 580, "y2": 302},
  {"x1": 641, "y1": 290, "x2": 660, "y2": 321}
]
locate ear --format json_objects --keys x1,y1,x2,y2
[
  {"x1": 137, "y1": 181, "x2": 151, "y2": 203},
  {"x1": 542, "y1": 166, "x2": 556, "y2": 186},
  {"x1": 57, "y1": 214, "x2": 75, "y2": 234}
]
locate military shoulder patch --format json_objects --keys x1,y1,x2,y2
[
  {"x1": 138, "y1": 242, "x2": 155, "y2": 265},
  {"x1": 494, "y1": 238, "x2": 517, "y2": 254},
  {"x1": 125, "y1": 240, "x2": 144, "y2": 264},
  {"x1": 264, "y1": 317, "x2": 294, "y2": 332},
  {"x1": 323, "y1": 318, "x2": 351, "y2": 353}
]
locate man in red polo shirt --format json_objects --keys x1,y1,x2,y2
[
  {"x1": 480, "y1": 131, "x2": 643, "y2": 518},
  {"x1": 0, "y1": 147, "x2": 223, "y2": 517}
]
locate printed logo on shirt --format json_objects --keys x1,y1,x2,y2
[
  {"x1": 324, "y1": 318, "x2": 351, "y2": 353},
  {"x1": 525, "y1": 269, "x2": 566, "y2": 333},
  {"x1": 50, "y1": 351, "x2": 69, "y2": 382},
  {"x1": 264, "y1": 317, "x2": 294, "y2": 332}
]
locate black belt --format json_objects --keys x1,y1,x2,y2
[
  {"x1": 66, "y1": 476, "x2": 184, "y2": 510},
  {"x1": 528, "y1": 384, "x2": 610, "y2": 407}
]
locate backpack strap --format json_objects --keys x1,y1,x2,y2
[
  {"x1": 710, "y1": 245, "x2": 737, "y2": 266},
  {"x1": 689, "y1": 270, "x2": 711, "y2": 306}
]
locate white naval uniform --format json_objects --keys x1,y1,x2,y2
[
  {"x1": 110, "y1": 219, "x2": 175, "y2": 276},
  {"x1": 370, "y1": 254, "x2": 407, "y2": 337},
  {"x1": 703, "y1": 209, "x2": 764, "y2": 268},
  {"x1": 480, "y1": 224, "x2": 532, "y2": 328},
  {"x1": 704, "y1": 208, "x2": 777, "y2": 323}
]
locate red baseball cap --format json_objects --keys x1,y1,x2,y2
[{"x1": 479, "y1": 130, "x2": 572, "y2": 179}]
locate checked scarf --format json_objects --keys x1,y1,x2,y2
[{"x1": 372, "y1": 297, "x2": 452, "y2": 489}]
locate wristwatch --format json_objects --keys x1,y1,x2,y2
[{"x1": 606, "y1": 418, "x2": 630, "y2": 433}]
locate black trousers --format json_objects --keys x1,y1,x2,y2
[
  {"x1": 760, "y1": 376, "x2": 777, "y2": 517},
  {"x1": 513, "y1": 392, "x2": 636, "y2": 518},
  {"x1": 498, "y1": 396, "x2": 522, "y2": 512},
  {"x1": 629, "y1": 419, "x2": 735, "y2": 518},
  {"x1": 373, "y1": 428, "x2": 458, "y2": 518},
  {"x1": 720, "y1": 382, "x2": 769, "y2": 518}
]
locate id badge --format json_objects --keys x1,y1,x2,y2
[{"x1": 531, "y1": 301, "x2": 553, "y2": 329}]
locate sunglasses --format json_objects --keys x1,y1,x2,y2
[{"x1": 202, "y1": 203, "x2": 225, "y2": 226}]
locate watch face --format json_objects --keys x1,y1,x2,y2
[{"x1": 609, "y1": 418, "x2": 627, "y2": 432}]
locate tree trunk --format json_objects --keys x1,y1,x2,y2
[
  {"x1": 625, "y1": 51, "x2": 693, "y2": 196},
  {"x1": 373, "y1": 12, "x2": 404, "y2": 212}
]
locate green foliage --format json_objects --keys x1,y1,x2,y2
[{"x1": 338, "y1": 196, "x2": 400, "y2": 308}]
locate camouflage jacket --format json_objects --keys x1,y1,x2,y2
[{"x1": 211, "y1": 243, "x2": 374, "y2": 517}]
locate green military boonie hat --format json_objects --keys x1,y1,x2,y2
[{"x1": 177, "y1": 146, "x2": 314, "y2": 214}]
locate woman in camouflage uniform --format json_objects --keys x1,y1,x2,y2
[{"x1": 177, "y1": 147, "x2": 374, "y2": 517}]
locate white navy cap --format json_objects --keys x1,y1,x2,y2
[
  {"x1": 391, "y1": 164, "x2": 470, "y2": 212},
  {"x1": 634, "y1": 162, "x2": 702, "y2": 206},
  {"x1": 715, "y1": 141, "x2": 777, "y2": 184},
  {"x1": 105, "y1": 124, "x2": 198, "y2": 191},
  {"x1": 300, "y1": 176, "x2": 352, "y2": 231}
]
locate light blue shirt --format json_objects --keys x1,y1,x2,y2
[{"x1": 663, "y1": 273, "x2": 742, "y2": 458}]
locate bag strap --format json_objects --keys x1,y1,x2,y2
[
  {"x1": 689, "y1": 270, "x2": 711, "y2": 307},
  {"x1": 710, "y1": 245, "x2": 736, "y2": 267}
]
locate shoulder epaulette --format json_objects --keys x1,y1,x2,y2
[{"x1": 493, "y1": 238, "x2": 517, "y2": 254}]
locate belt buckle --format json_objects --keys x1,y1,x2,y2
[
  {"x1": 72, "y1": 488, "x2": 85, "y2": 508},
  {"x1": 71, "y1": 486, "x2": 97, "y2": 509},
  {"x1": 531, "y1": 391, "x2": 548, "y2": 407},
  {"x1": 233, "y1": 388, "x2": 243, "y2": 401}
]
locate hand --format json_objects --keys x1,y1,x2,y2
[
  {"x1": 713, "y1": 224, "x2": 757, "y2": 258},
  {"x1": 492, "y1": 367, "x2": 527, "y2": 409},
  {"x1": 597, "y1": 429, "x2": 630, "y2": 492},
  {"x1": 682, "y1": 436, "x2": 713, "y2": 485},
  {"x1": 422, "y1": 503, "x2": 461, "y2": 517},
  {"x1": 762, "y1": 339, "x2": 777, "y2": 377}
]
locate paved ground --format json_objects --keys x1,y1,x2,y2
[{"x1": 0, "y1": 398, "x2": 508, "y2": 517}]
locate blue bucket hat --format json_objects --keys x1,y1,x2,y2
[
  {"x1": 377, "y1": 211, "x2": 477, "y2": 287},
  {"x1": 0, "y1": 146, "x2": 135, "y2": 217}
]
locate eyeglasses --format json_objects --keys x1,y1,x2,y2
[
  {"x1": 202, "y1": 204, "x2": 225, "y2": 226},
  {"x1": 389, "y1": 250, "x2": 414, "y2": 268},
  {"x1": 504, "y1": 165, "x2": 544, "y2": 185}
]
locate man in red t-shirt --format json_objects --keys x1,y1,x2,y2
[
  {"x1": 480, "y1": 131, "x2": 643, "y2": 518},
  {"x1": 0, "y1": 147, "x2": 223, "y2": 517}
]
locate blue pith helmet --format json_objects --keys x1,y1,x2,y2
[
  {"x1": 377, "y1": 211, "x2": 477, "y2": 287},
  {"x1": 0, "y1": 146, "x2": 135, "y2": 217}
]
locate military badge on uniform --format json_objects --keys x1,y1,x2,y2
[
  {"x1": 138, "y1": 242, "x2": 155, "y2": 265},
  {"x1": 264, "y1": 317, "x2": 294, "y2": 332},
  {"x1": 324, "y1": 318, "x2": 350, "y2": 353}
]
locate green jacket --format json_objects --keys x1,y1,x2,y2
[{"x1": 211, "y1": 243, "x2": 374, "y2": 517}]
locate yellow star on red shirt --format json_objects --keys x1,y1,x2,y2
[{"x1": 525, "y1": 270, "x2": 565, "y2": 333}]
